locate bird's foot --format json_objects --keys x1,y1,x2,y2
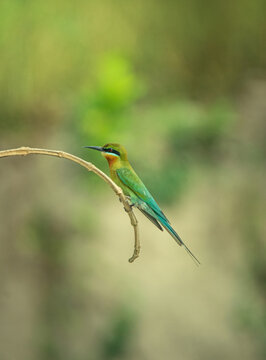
[{"x1": 124, "y1": 203, "x2": 134, "y2": 213}]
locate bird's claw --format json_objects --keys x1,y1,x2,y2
[
  {"x1": 123, "y1": 206, "x2": 131, "y2": 213},
  {"x1": 124, "y1": 203, "x2": 134, "y2": 213}
]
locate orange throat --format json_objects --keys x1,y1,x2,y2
[{"x1": 102, "y1": 153, "x2": 119, "y2": 167}]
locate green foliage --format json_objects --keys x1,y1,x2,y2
[
  {"x1": 26, "y1": 208, "x2": 70, "y2": 263},
  {"x1": 0, "y1": 1, "x2": 265, "y2": 360},
  {"x1": 76, "y1": 53, "x2": 144, "y2": 145},
  {"x1": 168, "y1": 101, "x2": 235, "y2": 160},
  {"x1": 133, "y1": 100, "x2": 236, "y2": 203},
  {"x1": 100, "y1": 306, "x2": 136, "y2": 360},
  {"x1": 234, "y1": 186, "x2": 266, "y2": 359},
  {"x1": 0, "y1": 0, "x2": 265, "y2": 134}
]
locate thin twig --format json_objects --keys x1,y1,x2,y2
[{"x1": 0, "y1": 146, "x2": 140, "y2": 263}]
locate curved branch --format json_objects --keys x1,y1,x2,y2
[{"x1": 0, "y1": 146, "x2": 140, "y2": 263}]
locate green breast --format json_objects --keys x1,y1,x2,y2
[{"x1": 110, "y1": 168, "x2": 135, "y2": 198}]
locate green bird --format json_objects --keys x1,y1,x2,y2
[{"x1": 85, "y1": 143, "x2": 200, "y2": 265}]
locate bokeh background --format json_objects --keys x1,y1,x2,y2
[{"x1": 0, "y1": 1, "x2": 265, "y2": 359}]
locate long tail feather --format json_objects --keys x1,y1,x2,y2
[
  {"x1": 137, "y1": 208, "x2": 163, "y2": 231},
  {"x1": 160, "y1": 219, "x2": 200, "y2": 266}
]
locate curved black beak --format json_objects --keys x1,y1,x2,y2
[{"x1": 83, "y1": 146, "x2": 103, "y2": 152}]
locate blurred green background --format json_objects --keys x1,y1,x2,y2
[{"x1": 0, "y1": 1, "x2": 265, "y2": 359}]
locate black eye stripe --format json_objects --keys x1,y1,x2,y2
[{"x1": 104, "y1": 148, "x2": 120, "y2": 156}]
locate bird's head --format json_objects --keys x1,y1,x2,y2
[{"x1": 84, "y1": 143, "x2": 128, "y2": 162}]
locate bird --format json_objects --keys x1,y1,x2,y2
[{"x1": 84, "y1": 143, "x2": 200, "y2": 265}]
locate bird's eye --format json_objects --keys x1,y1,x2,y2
[{"x1": 104, "y1": 147, "x2": 120, "y2": 156}]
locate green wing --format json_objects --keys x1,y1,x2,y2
[{"x1": 116, "y1": 167, "x2": 169, "y2": 223}]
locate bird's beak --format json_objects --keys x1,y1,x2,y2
[{"x1": 83, "y1": 146, "x2": 104, "y2": 152}]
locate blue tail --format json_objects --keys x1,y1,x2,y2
[{"x1": 160, "y1": 218, "x2": 200, "y2": 266}]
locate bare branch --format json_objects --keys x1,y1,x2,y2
[{"x1": 0, "y1": 146, "x2": 140, "y2": 263}]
